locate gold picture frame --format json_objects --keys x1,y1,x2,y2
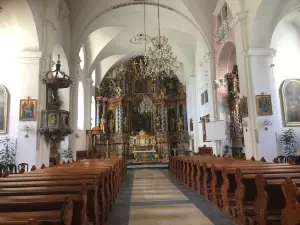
[
  {"x1": 256, "y1": 94, "x2": 273, "y2": 116},
  {"x1": 0, "y1": 85, "x2": 9, "y2": 134},
  {"x1": 19, "y1": 99, "x2": 37, "y2": 121},
  {"x1": 281, "y1": 79, "x2": 300, "y2": 126}
]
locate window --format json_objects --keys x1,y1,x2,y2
[
  {"x1": 91, "y1": 97, "x2": 95, "y2": 128},
  {"x1": 91, "y1": 70, "x2": 95, "y2": 86},
  {"x1": 201, "y1": 90, "x2": 208, "y2": 105},
  {"x1": 217, "y1": 3, "x2": 228, "y2": 28},
  {"x1": 77, "y1": 81, "x2": 84, "y2": 129},
  {"x1": 79, "y1": 47, "x2": 85, "y2": 70}
]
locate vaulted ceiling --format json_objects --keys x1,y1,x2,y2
[{"x1": 66, "y1": 0, "x2": 218, "y2": 84}]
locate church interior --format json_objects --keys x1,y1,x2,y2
[{"x1": 1, "y1": 0, "x2": 300, "y2": 224}]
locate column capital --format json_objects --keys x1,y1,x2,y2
[
  {"x1": 20, "y1": 50, "x2": 43, "y2": 63},
  {"x1": 72, "y1": 55, "x2": 81, "y2": 64},
  {"x1": 248, "y1": 48, "x2": 277, "y2": 58},
  {"x1": 296, "y1": 0, "x2": 300, "y2": 12},
  {"x1": 230, "y1": 11, "x2": 248, "y2": 29}
]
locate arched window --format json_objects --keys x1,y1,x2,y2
[
  {"x1": 91, "y1": 70, "x2": 95, "y2": 86},
  {"x1": 91, "y1": 97, "x2": 95, "y2": 128},
  {"x1": 79, "y1": 47, "x2": 85, "y2": 70},
  {"x1": 77, "y1": 81, "x2": 84, "y2": 130}
]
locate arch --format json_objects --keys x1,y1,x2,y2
[
  {"x1": 77, "y1": 81, "x2": 84, "y2": 130},
  {"x1": 74, "y1": 1, "x2": 211, "y2": 53},
  {"x1": 217, "y1": 41, "x2": 236, "y2": 79}
]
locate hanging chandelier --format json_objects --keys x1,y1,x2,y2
[
  {"x1": 138, "y1": 95, "x2": 154, "y2": 115},
  {"x1": 146, "y1": 0, "x2": 182, "y2": 79}
]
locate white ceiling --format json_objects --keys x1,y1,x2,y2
[{"x1": 66, "y1": 0, "x2": 218, "y2": 84}]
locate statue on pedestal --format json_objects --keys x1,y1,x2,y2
[
  {"x1": 108, "y1": 113, "x2": 115, "y2": 133},
  {"x1": 99, "y1": 114, "x2": 106, "y2": 133},
  {"x1": 177, "y1": 117, "x2": 184, "y2": 131},
  {"x1": 170, "y1": 116, "x2": 176, "y2": 132},
  {"x1": 123, "y1": 117, "x2": 129, "y2": 133}
]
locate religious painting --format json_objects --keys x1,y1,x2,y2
[
  {"x1": 281, "y1": 79, "x2": 300, "y2": 126},
  {"x1": 0, "y1": 85, "x2": 9, "y2": 134},
  {"x1": 19, "y1": 99, "x2": 37, "y2": 121},
  {"x1": 256, "y1": 95, "x2": 273, "y2": 116},
  {"x1": 240, "y1": 97, "x2": 248, "y2": 118}
]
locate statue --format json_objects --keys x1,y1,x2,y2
[
  {"x1": 177, "y1": 117, "x2": 184, "y2": 131},
  {"x1": 170, "y1": 117, "x2": 176, "y2": 132},
  {"x1": 159, "y1": 88, "x2": 165, "y2": 99},
  {"x1": 109, "y1": 114, "x2": 115, "y2": 133},
  {"x1": 155, "y1": 115, "x2": 161, "y2": 131},
  {"x1": 123, "y1": 117, "x2": 129, "y2": 133},
  {"x1": 179, "y1": 85, "x2": 185, "y2": 97},
  {"x1": 99, "y1": 114, "x2": 106, "y2": 133}
]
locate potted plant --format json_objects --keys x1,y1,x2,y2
[
  {"x1": 61, "y1": 148, "x2": 74, "y2": 162},
  {"x1": 222, "y1": 145, "x2": 231, "y2": 157},
  {"x1": 280, "y1": 129, "x2": 298, "y2": 156},
  {"x1": 0, "y1": 137, "x2": 16, "y2": 166}
]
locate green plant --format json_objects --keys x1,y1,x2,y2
[
  {"x1": 280, "y1": 129, "x2": 298, "y2": 156},
  {"x1": 222, "y1": 145, "x2": 231, "y2": 157},
  {"x1": 0, "y1": 137, "x2": 16, "y2": 166},
  {"x1": 61, "y1": 148, "x2": 73, "y2": 162}
]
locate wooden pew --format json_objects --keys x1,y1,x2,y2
[
  {"x1": 0, "y1": 159, "x2": 124, "y2": 225},
  {"x1": 169, "y1": 155, "x2": 300, "y2": 225},
  {"x1": 0, "y1": 198, "x2": 73, "y2": 225}
]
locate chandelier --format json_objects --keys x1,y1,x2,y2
[
  {"x1": 146, "y1": 0, "x2": 182, "y2": 79},
  {"x1": 138, "y1": 95, "x2": 154, "y2": 115},
  {"x1": 129, "y1": 0, "x2": 181, "y2": 80}
]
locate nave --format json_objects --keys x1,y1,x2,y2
[{"x1": 108, "y1": 169, "x2": 233, "y2": 225}]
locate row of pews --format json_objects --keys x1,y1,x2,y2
[
  {"x1": 169, "y1": 155, "x2": 300, "y2": 225},
  {"x1": 0, "y1": 158, "x2": 126, "y2": 225}
]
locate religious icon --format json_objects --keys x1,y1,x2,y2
[
  {"x1": 281, "y1": 79, "x2": 300, "y2": 126},
  {"x1": 19, "y1": 98, "x2": 37, "y2": 121},
  {"x1": 256, "y1": 94, "x2": 272, "y2": 116},
  {"x1": 177, "y1": 117, "x2": 184, "y2": 131},
  {"x1": 0, "y1": 85, "x2": 8, "y2": 134}
]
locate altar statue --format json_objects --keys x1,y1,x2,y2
[
  {"x1": 99, "y1": 114, "x2": 106, "y2": 133},
  {"x1": 108, "y1": 114, "x2": 115, "y2": 133},
  {"x1": 123, "y1": 117, "x2": 129, "y2": 133},
  {"x1": 170, "y1": 117, "x2": 176, "y2": 132},
  {"x1": 177, "y1": 117, "x2": 184, "y2": 131}
]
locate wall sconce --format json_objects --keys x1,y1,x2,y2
[
  {"x1": 21, "y1": 124, "x2": 30, "y2": 138},
  {"x1": 214, "y1": 78, "x2": 227, "y2": 88},
  {"x1": 75, "y1": 133, "x2": 80, "y2": 139},
  {"x1": 263, "y1": 119, "x2": 272, "y2": 131}
]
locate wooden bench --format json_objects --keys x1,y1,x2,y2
[{"x1": 0, "y1": 159, "x2": 125, "y2": 225}]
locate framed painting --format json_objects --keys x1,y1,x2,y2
[
  {"x1": 240, "y1": 97, "x2": 248, "y2": 118},
  {"x1": 256, "y1": 94, "x2": 273, "y2": 116},
  {"x1": 0, "y1": 85, "x2": 9, "y2": 134},
  {"x1": 19, "y1": 99, "x2": 37, "y2": 121},
  {"x1": 281, "y1": 79, "x2": 300, "y2": 126}
]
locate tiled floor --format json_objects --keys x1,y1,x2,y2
[{"x1": 108, "y1": 169, "x2": 234, "y2": 225}]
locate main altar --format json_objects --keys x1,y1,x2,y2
[{"x1": 85, "y1": 55, "x2": 189, "y2": 163}]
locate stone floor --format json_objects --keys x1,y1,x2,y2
[{"x1": 108, "y1": 169, "x2": 234, "y2": 225}]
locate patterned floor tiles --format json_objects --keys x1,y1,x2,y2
[{"x1": 108, "y1": 169, "x2": 234, "y2": 225}]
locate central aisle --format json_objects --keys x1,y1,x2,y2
[{"x1": 108, "y1": 169, "x2": 234, "y2": 225}]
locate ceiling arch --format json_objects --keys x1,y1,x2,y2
[{"x1": 0, "y1": 0, "x2": 39, "y2": 50}]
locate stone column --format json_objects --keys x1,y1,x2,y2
[
  {"x1": 186, "y1": 75, "x2": 199, "y2": 151},
  {"x1": 119, "y1": 104, "x2": 123, "y2": 133},
  {"x1": 248, "y1": 48, "x2": 279, "y2": 161},
  {"x1": 86, "y1": 77, "x2": 93, "y2": 129},
  {"x1": 231, "y1": 11, "x2": 260, "y2": 159}
]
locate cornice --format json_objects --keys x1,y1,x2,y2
[{"x1": 248, "y1": 48, "x2": 277, "y2": 58}]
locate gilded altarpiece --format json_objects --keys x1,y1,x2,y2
[{"x1": 93, "y1": 56, "x2": 188, "y2": 161}]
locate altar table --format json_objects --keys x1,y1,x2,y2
[{"x1": 133, "y1": 150, "x2": 157, "y2": 161}]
